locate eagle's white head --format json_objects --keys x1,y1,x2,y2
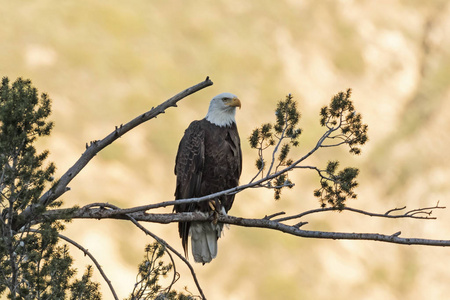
[{"x1": 205, "y1": 92, "x2": 241, "y2": 127}]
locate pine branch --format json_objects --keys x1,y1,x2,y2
[
  {"x1": 25, "y1": 229, "x2": 119, "y2": 300},
  {"x1": 248, "y1": 90, "x2": 368, "y2": 204},
  {"x1": 128, "y1": 218, "x2": 205, "y2": 300}
]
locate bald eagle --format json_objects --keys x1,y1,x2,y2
[{"x1": 174, "y1": 93, "x2": 242, "y2": 264}]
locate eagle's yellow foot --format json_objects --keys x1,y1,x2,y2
[
  {"x1": 208, "y1": 200, "x2": 221, "y2": 225},
  {"x1": 208, "y1": 200, "x2": 216, "y2": 212}
]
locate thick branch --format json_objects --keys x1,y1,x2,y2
[
  {"x1": 43, "y1": 205, "x2": 450, "y2": 247},
  {"x1": 16, "y1": 77, "x2": 213, "y2": 229},
  {"x1": 219, "y1": 214, "x2": 450, "y2": 246}
]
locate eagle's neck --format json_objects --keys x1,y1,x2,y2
[{"x1": 205, "y1": 107, "x2": 236, "y2": 127}]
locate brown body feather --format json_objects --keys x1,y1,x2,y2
[{"x1": 174, "y1": 118, "x2": 242, "y2": 259}]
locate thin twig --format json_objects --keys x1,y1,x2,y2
[
  {"x1": 163, "y1": 245, "x2": 178, "y2": 296},
  {"x1": 249, "y1": 165, "x2": 264, "y2": 184},
  {"x1": 385, "y1": 206, "x2": 407, "y2": 215},
  {"x1": 274, "y1": 204, "x2": 446, "y2": 223},
  {"x1": 263, "y1": 212, "x2": 286, "y2": 220},
  {"x1": 319, "y1": 141, "x2": 349, "y2": 148},
  {"x1": 266, "y1": 110, "x2": 289, "y2": 176}
]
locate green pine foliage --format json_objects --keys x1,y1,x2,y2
[
  {"x1": 249, "y1": 94, "x2": 300, "y2": 200},
  {"x1": 70, "y1": 266, "x2": 102, "y2": 300},
  {"x1": 319, "y1": 89, "x2": 368, "y2": 155},
  {"x1": 313, "y1": 161, "x2": 359, "y2": 210},
  {"x1": 0, "y1": 77, "x2": 100, "y2": 299},
  {"x1": 129, "y1": 242, "x2": 197, "y2": 300},
  {"x1": 249, "y1": 90, "x2": 368, "y2": 208},
  {"x1": 0, "y1": 77, "x2": 55, "y2": 212},
  {"x1": 315, "y1": 89, "x2": 368, "y2": 209}
]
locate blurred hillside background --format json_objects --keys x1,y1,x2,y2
[{"x1": 2, "y1": 0, "x2": 450, "y2": 299}]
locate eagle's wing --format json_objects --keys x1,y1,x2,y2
[{"x1": 174, "y1": 121, "x2": 205, "y2": 257}]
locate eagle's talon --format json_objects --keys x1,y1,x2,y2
[
  {"x1": 212, "y1": 210, "x2": 219, "y2": 225},
  {"x1": 208, "y1": 200, "x2": 216, "y2": 211}
]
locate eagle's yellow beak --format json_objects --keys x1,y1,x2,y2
[{"x1": 228, "y1": 97, "x2": 241, "y2": 109}]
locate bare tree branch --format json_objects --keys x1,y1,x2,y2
[
  {"x1": 16, "y1": 77, "x2": 213, "y2": 230},
  {"x1": 273, "y1": 202, "x2": 446, "y2": 222}
]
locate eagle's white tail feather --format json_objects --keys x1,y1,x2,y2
[
  {"x1": 190, "y1": 218, "x2": 224, "y2": 264},
  {"x1": 190, "y1": 222, "x2": 220, "y2": 264}
]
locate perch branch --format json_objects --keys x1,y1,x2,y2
[{"x1": 43, "y1": 204, "x2": 450, "y2": 247}]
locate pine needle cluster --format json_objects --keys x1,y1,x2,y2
[
  {"x1": 319, "y1": 89, "x2": 368, "y2": 154},
  {"x1": 129, "y1": 242, "x2": 197, "y2": 300},
  {"x1": 249, "y1": 94, "x2": 301, "y2": 199},
  {"x1": 314, "y1": 89, "x2": 368, "y2": 209},
  {"x1": 313, "y1": 161, "x2": 359, "y2": 210}
]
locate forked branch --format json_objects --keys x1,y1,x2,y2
[{"x1": 273, "y1": 202, "x2": 446, "y2": 222}]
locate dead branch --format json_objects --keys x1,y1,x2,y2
[{"x1": 16, "y1": 77, "x2": 213, "y2": 230}]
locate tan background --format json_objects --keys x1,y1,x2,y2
[{"x1": 2, "y1": 0, "x2": 450, "y2": 299}]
